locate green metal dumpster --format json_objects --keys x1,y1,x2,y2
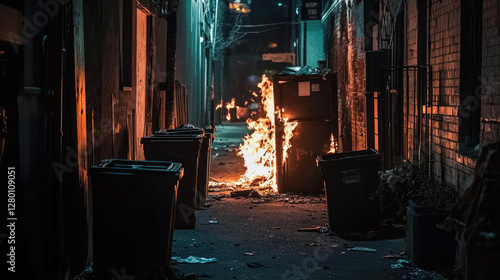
[
  {"x1": 91, "y1": 159, "x2": 183, "y2": 271},
  {"x1": 142, "y1": 132, "x2": 203, "y2": 229},
  {"x1": 316, "y1": 150, "x2": 381, "y2": 233}
]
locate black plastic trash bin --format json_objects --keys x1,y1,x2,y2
[
  {"x1": 406, "y1": 200, "x2": 456, "y2": 268},
  {"x1": 197, "y1": 126, "x2": 215, "y2": 206},
  {"x1": 159, "y1": 125, "x2": 215, "y2": 207},
  {"x1": 316, "y1": 150, "x2": 381, "y2": 233},
  {"x1": 142, "y1": 132, "x2": 203, "y2": 229},
  {"x1": 90, "y1": 159, "x2": 183, "y2": 272}
]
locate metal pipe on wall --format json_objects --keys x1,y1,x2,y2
[{"x1": 428, "y1": 0, "x2": 434, "y2": 179}]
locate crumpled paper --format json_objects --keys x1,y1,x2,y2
[{"x1": 172, "y1": 256, "x2": 217, "y2": 264}]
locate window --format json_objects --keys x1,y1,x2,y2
[
  {"x1": 120, "y1": 0, "x2": 133, "y2": 91},
  {"x1": 459, "y1": 0, "x2": 482, "y2": 156}
]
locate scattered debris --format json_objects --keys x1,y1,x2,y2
[
  {"x1": 172, "y1": 256, "x2": 217, "y2": 264},
  {"x1": 208, "y1": 181, "x2": 234, "y2": 193},
  {"x1": 225, "y1": 145, "x2": 237, "y2": 152},
  {"x1": 306, "y1": 243, "x2": 325, "y2": 246},
  {"x1": 406, "y1": 268, "x2": 447, "y2": 280},
  {"x1": 247, "y1": 262, "x2": 268, "y2": 268},
  {"x1": 209, "y1": 177, "x2": 220, "y2": 182},
  {"x1": 297, "y1": 226, "x2": 328, "y2": 233},
  {"x1": 377, "y1": 160, "x2": 458, "y2": 224},
  {"x1": 230, "y1": 189, "x2": 260, "y2": 198},
  {"x1": 391, "y1": 259, "x2": 411, "y2": 269},
  {"x1": 347, "y1": 247, "x2": 377, "y2": 252}
]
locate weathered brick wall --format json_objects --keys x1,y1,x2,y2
[
  {"x1": 427, "y1": 0, "x2": 470, "y2": 192},
  {"x1": 324, "y1": 0, "x2": 367, "y2": 152},
  {"x1": 481, "y1": 0, "x2": 500, "y2": 146},
  {"x1": 403, "y1": 0, "x2": 500, "y2": 193},
  {"x1": 404, "y1": 0, "x2": 418, "y2": 160},
  {"x1": 324, "y1": 0, "x2": 499, "y2": 193}
]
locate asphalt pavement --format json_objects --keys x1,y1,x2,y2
[{"x1": 170, "y1": 122, "x2": 414, "y2": 280}]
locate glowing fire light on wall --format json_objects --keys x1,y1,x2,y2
[
  {"x1": 225, "y1": 98, "x2": 237, "y2": 121},
  {"x1": 327, "y1": 133, "x2": 338, "y2": 154},
  {"x1": 215, "y1": 101, "x2": 223, "y2": 110},
  {"x1": 237, "y1": 75, "x2": 298, "y2": 192}
]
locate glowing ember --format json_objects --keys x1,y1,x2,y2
[
  {"x1": 237, "y1": 75, "x2": 298, "y2": 192},
  {"x1": 215, "y1": 101, "x2": 223, "y2": 110},
  {"x1": 225, "y1": 98, "x2": 236, "y2": 121},
  {"x1": 328, "y1": 133, "x2": 338, "y2": 154}
]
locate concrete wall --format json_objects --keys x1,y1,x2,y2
[
  {"x1": 305, "y1": 20, "x2": 326, "y2": 67},
  {"x1": 176, "y1": 0, "x2": 213, "y2": 127},
  {"x1": 83, "y1": 0, "x2": 172, "y2": 163}
]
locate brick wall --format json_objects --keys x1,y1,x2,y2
[
  {"x1": 324, "y1": 0, "x2": 367, "y2": 152},
  {"x1": 404, "y1": 0, "x2": 418, "y2": 160},
  {"x1": 402, "y1": 0, "x2": 500, "y2": 193},
  {"x1": 481, "y1": 0, "x2": 500, "y2": 146},
  {"x1": 324, "y1": 0, "x2": 500, "y2": 193},
  {"x1": 427, "y1": 0, "x2": 470, "y2": 192}
]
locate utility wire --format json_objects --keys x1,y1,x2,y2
[
  {"x1": 223, "y1": 21, "x2": 300, "y2": 28},
  {"x1": 235, "y1": 26, "x2": 286, "y2": 34}
]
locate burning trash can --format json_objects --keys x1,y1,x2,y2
[
  {"x1": 142, "y1": 127, "x2": 203, "y2": 229},
  {"x1": 316, "y1": 150, "x2": 381, "y2": 233},
  {"x1": 274, "y1": 68, "x2": 338, "y2": 193},
  {"x1": 91, "y1": 159, "x2": 183, "y2": 271}
]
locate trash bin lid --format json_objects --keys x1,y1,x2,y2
[
  {"x1": 204, "y1": 126, "x2": 216, "y2": 141},
  {"x1": 90, "y1": 159, "x2": 183, "y2": 179},
  {"x1": 142, "y1": 133, "x2": 204, "y2": 142},
  {"x1": 277, "y1": 65, "x2": 332, "y2": 76},
  {"x1": 317, "y1": 149, "x2": 380, "y2": 163},
  {"x1": 155, "y1": 124, "x2": 205, "y2": 137}
]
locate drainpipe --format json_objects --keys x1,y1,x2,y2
[
  {"x1": 212, "y1": 0, "x2": 219, "y2": 127},
  {"x1": 428, "y1": 0, "x2": 434, "y2": 178},
  {"x1": 166, "y1": 0, "x2": 178, "y2": 128}
]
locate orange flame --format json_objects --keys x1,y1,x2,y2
[
  {"x1": 225, "y1": 98, "x2": 236, "y2": 121},
  {"x1": 237, "y1": 75, "x2": 297, "y2": 192},
  {"x1": 281, "y1": 115, "x2": 298, "y2": 164},
  {"x1": 215, "y1": 101, "x2": 223, "y2": 110},
  {"x1": 328, "y1": 133, "x2": 338, "y2": 154}
]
